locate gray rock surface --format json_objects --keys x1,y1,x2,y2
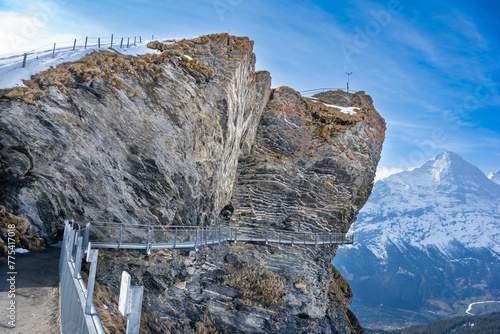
[
  {"x1": 0, "y1": 34, "x2": 270, "y2": 239},
  {"x1": 0, "y1": 34, "x2": 385, "y2": 333}
]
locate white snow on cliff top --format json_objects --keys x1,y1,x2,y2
[
  {"x1": 326, "y1": 104, "x2": 359, "y2": 115},
  {"x1": 310, "y1": 97, "x2": 360, "y2": 115},
  {"x1": 0, "y1": 38, "x2": 183, "y2": 89}
]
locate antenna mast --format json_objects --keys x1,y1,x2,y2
[
  {"x1": 345, "y1": 66, "x2": 352, "y2": 93},
  {"x1": 345, "y1": 64, "x2": 353, "y2": 93}
]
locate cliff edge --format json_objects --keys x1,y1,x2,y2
[{"x1": 0, "y1": 33, "x2": 385, "y2": 333}]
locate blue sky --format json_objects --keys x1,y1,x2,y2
[{"x1": 1, "y1": 0, "x2": 499, "y2": 178}]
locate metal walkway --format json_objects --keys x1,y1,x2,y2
[
  {"x1": 80, "y1": 222, "x2": 353, "y2": 253},
  {"x1": 60, "y1": 220, "x2": 353, "y2": 333}
]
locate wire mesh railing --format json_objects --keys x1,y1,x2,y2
[
  {"x1": 59, "y1": 221, "x2": 106, "y2": 334},
  {"x1": 1, "y1": 34, "x2": 147, "y2": 71},
  {"x1": 77, "y1": 221, "x2": 353, "y2": 253},
  {"x1": 299, "y1": 88, "x2": 358, "y2": 96}
]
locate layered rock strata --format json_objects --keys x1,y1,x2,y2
[
  {"x1": 0, "y1": 34, "x2": 270, "y2": 240},
  {"x1": 231, "y1": 87, "x2": 385, "y2": 234},
  {"x1": 0, "y1": 34, "x2": 385, "y2": 333}
]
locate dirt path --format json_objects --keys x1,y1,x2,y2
[{"x1": 0, "y1": 246, "x2": 60, "y2": 334}]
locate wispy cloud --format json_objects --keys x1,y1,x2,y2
[
  {"x1": 0, "y1": 11, "x2": 77, "y2": 53},
  {"x1": 375, "y1": 166, "x2": 404, "y2": 181}
]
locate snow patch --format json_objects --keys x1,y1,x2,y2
[
  {"x1": 310, "y1": 98, "x2": 359, "y2": 115},
  {"x1": 14, "y1": 248, "x2": 30, "y2": 254}
]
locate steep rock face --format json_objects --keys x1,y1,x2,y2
[
  {"x1": 0, "y1": 34, "x2": 271, "y2": 240},
  {"x1": 232, "y1": 88, "x2": 385, "y2": 233},
  {"x1": 87, "y1": 88, "x2": 384, "y2": 334},
  {"x1": 0, "y1": 34, "x2": 385, "y2": 333}
]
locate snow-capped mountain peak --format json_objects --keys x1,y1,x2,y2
[
  {"x1": 489, "y1": 170, "x2": 500, "y2": 186},
  {"x1": 354, "y1": 152, "x2": 500, "y2": 258}
]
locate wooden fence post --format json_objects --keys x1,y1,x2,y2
[
  {"x1": 152, "y1": 34, "x2": 154, "y2": 40},
  {"x1": 52, "y1": 43, "x2": 56, "y2": 58},
  {"x1": 120, "y1": 37, "x2": 123, "y2": 48},
  {"x1": 85, "y1": 36, "x2": 88, "y2": 49},
  {"x1": 127, "y1": 37, "x2": 130, "y2": 48},
  {"x1": 21, "y1": 53, "x2": 27, "y2": 68},
  {"x1": 73, "y1": 39, "x2": 76, "y2": 51},
  {"x1": 98, "y1": 37, "x2": 100, "y2": 48},
  {"x1": 139, "y1": 36, "x2": 141, "y2": 43},
  {"x1": 111, "y1": 34, "x2": 113, "y2": 48},
  {"x1": 134, "y1": 36, "x2": 136, "y2": 46}
]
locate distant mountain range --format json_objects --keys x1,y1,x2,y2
[
  {"x1": 333, "y1": 152, "x2": 500, "y2": 328},
  {"x1": 365, "y1": 312, "x2": 500, "y2": 334}
]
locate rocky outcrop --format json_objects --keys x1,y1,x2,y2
[
  {"x1": 0, "y1": 34, "x2": 271, "y2": 240},
  {"x1": 231, "y1": 87, "x2": 385, "y2": 233},
  {"x1": 0, "y1": 33, "x2": 385, "y2": 333}
]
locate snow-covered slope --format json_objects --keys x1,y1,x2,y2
[
  {"x1": 355, "y1": 151, "x2": 500, "y2": 258},
  {"x1": 489, "y1": 170, "x2": 500, "y2": 186},
  {"x1": 334, "y1": 152, "x2": 500, "y2": 327},
  {"x1": 0, "y1": 39, "x2": 166, "y2": 89}
]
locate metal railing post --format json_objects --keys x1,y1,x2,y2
[
  {"x1": 234, "y1": 229, "x2": 238, "y2": 243},
  {"x1": 174, "y1": 227, "x2": 177, "y2": 248},
  {"x1": 73, "y1": 237, "x2": 83, "y2": 279},
  {"x1": 119, "y1": 226, "x2": 123, "y2": 247},
  {"x1": 83, "y1": 223, "x2": 90, "y2": 250},
  {"x1": 146, "y1": 227, "x2": 152, "y2": 254},
  {"x1": 68, "y1": 230, "x2": 76, "y2": 261},
  {"x1": 85, "y1": 249, "x2": 99, "y2": 315},
  {"x1": 265, "y1": 231, "x2": 268, "y2": 244},
  {"x1": 21, "y1": 53, "x2": 27, "y2": 68},
  {"x1": 59, "y1": 220, "x2": 69, "y2": 270},
  {"x1": 315, "y1": 234, "x2": 318, "y2": 247},
  {"x1": 126, "y1": 286, "x2": 144, "y2": 334},
  {"x1": 195, "y1": 229, "x2": 199, "y2": 250}
]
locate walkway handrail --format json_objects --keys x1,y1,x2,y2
[
  {"x1": 60, "y1": 220, "x2": 106, "y2": 334},
  {"x1": 299, "y1": 88, "x2": 358, "y2": 96},
  {"x1": 77, "y1": 222, "x2": 353, "y2": 254}
]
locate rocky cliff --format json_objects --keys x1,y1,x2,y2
[{"x1": 0, "y1": 33, "x2": 385, "y2": 333}]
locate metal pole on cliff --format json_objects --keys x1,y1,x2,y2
[{"x1": 345, "y1": 64, "x2": 353, "y2": 93}]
